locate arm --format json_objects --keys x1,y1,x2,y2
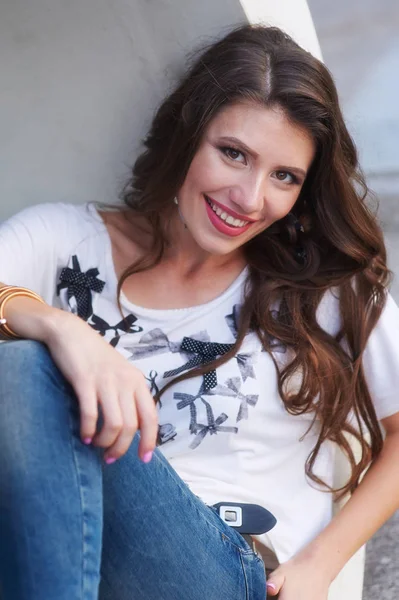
[
  {"x1": 0, "y1": 284, "x2": 67, "y2": 342},
  {"x1": 0, "y1": 203, "x2": 158, "y2": 463},
  {"x1": 268, "y1": 411, "x2": 399, "y2": 598}
]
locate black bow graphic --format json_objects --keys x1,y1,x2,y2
[
  {"x1": 57, "y1": 255, "x2": 105, "y2": 320},
  {"x1": 164, "y1": 337, "x2": 234, "y2": 390},
  {"x1": 225, "y1": 304, "x2": 242, "y2": 338},
  {"x1": 90, "y1": 314, "x2": 142, "y2": 347}
]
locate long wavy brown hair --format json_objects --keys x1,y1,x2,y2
[{"x1": 114, "y1": 25, "x2": 390, "y2": 498}]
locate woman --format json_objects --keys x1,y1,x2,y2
[{"x1": 0, "y1": 25, "x2": 398, "y2": 600}]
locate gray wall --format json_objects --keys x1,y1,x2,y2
[
  {"x1": 0, "y1": 0, "x2": 248, "y2": 219},
  {"x1": 0, "y1": 0, "x2": 320, "y2": 221}
]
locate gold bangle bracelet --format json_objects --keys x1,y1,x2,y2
[
  {"x1": 0, "y1": 289, "x2": 46, "y2": 339},
  {"x1": 0, "y1": 286, "x2": 42, "y2": 300},
  {"x1": 0, "y1": 290, "x2": 45, "y2": 312}
]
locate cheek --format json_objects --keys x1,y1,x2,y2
[
  {"x1": 184, "y1": 150, "x2": 229, "y2": 192},
  {"x1": 265, "y1": 190, "x2": 300, "y2": 221}
]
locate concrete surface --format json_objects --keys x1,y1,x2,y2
[{"x1": 308, "y1": 1, "x2": 399, "y2": 597}]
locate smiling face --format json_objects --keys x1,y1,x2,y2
[{"x1": 176, "y1": 101, "x2": 315, "y2": 260}]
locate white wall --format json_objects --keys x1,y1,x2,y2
[{"x1": 0, "y1": 0, "x2": 320, "y2": 221}]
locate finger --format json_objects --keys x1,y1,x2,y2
[
  {"x1": 135, "y1": 382, "x2": 158, "y2": 462},
  {"x1": 267, "y1": 570, "x2": 285, "y2": 596},
  {"x1": 104, "y1": 391, "x2": 139, "y2": 462},
  {"x1": 93, "y1": 387, "x2": 123, "y2": 450},
  {"x1": 75, "y1": 383, "x2": 98, "y2": 443}
]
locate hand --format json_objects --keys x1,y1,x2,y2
[
  {"x1": 267, "y1": 553, "x2": 331, "y2": 600},
  {"x1": 43, "y1": 310, "x2": 158, "y2": 463}
]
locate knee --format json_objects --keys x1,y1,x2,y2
[
  {"x1": 0, "y1": 339, "x2": 67, "y2": 395},
  {"x1": 0, "y1": 340, "x2": 73, "y2": 435},
  {"x1": 0, "y1": 339, "x2": 50, "y2": 375}
]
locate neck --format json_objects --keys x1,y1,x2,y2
[{"x1": 162, "y1": 214, "x2": 246, "y2": 280}]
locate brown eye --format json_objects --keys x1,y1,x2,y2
[
  {"x1": 274, "y1": 171, "x2": 298, "y2": 184},
  {"x1": 226, "y1": 148, "x2": 241, "y2": 160},
  {"x1": 275, "y1": 171, "x2": 289, "y2": 181},
  {"x1": 220, "y1": 146, "x2": 246, "y2": 164}
]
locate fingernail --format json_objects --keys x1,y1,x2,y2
[
  {"x1": 83, "y1": 437, "x2": 92, "y2": 445},
  {"x1": 105, "y1": 457, "x2": 117, "y2": 464},
  {"x1": 142, "y1": 451, "x2": 153, "y2": 463},
  {"x1": 267, "y1": 583, "x2": 276, "y2": 591}
]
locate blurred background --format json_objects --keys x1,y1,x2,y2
[
  {"x1": 309, "y1": 0, "x2": 399, "y2": 297},
  {"x1": 308, "y1": 1, "x2": 399, "y2": 597}
]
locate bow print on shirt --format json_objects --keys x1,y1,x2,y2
[
  {"x1": 225, "y1": 304, "x2": 242, "y2": 338},
  {"x1": 204, "y1": 376, "x2": 258, "y2": 422},
  {"x1": 173, "y1": 383, "x2": 238, "y2": 450},
  {"x1": 175, "y1": 384, "x2": 238, "y2": 449},
  {"x1": 157, "y1": 423, "x2": 177, "y2": 445},
  {"x1": 145, "y1": 370, "x2": 162, "y2": 408},
  {"x1": 190, "y1": 411, "x2": 237, "y2": 450},
  {"x1": 57, "y1": 255, "x2": 105, "y2": 320},
  {"x1": 125, "y1": 328, "x2": 182, "y2": 361},
  {"x1": 224, "y1": 304, "x2": 257, "y2": 381},
  {"x1": 174, "y1": 386, "x2": 205, "y2": 434},
  {"x1": 90, "y1": 314, "x2": 143, "y2": 347},
  {"x1": 164, "y1": 337, "x2": 234, "y2": 391}
]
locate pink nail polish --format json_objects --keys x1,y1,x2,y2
[
  {"x1": 142, "y1": 451, "x2": 153, "y2": 463},
  {"x1": 267, "y1": 582, "x2": 276, "y2": 591},
  {"x1": 83, "y1": 437, "x2": 92, "y2": 445},
  {"x1": 105, "y1": 457, "x2": 116, "y2": 464}
]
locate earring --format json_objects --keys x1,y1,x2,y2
[
  {"x1": 286, "y1": 212, "x2": 306, "y2": 264},
  {"x1": 295, "y1": 221, "x2": 305, "y2": 234},
  {"x1": 287, "y1": 212, "x2": 304, "y2": 234},
  {"x1": 172, "y1": 196, "x2": 187, "y2": 229},
  {"x1": 295, "y1": 246, "x2": 307, "y2": 264}
]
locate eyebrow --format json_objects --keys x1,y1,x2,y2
[{"x1": 217, "y1": 135, "x2": 307, "y2": 178}]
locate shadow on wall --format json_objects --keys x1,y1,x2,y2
[{"x1": 0, "y1": 0, "x2": 247, "y2": 220}]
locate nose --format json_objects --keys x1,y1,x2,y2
[{"x1": 229, "y1": 172, "x2": 266, "y2": 216}]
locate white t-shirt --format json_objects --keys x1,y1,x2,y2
[{"x1": 1, "y1": 201, "x2": 399, "y2": 563}]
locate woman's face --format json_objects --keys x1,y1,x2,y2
[{"x1": 176, "y1": 101, "x2": 315, "y2": 258}]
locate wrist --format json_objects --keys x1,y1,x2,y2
[
  {"x1": 1, "y1": 294, "x2": 65, "y2": 343},
  {"x1": 293, "y1": 539, "x2": 342, "y2": 584},
  {"x1": 40, "y1": 307, "x2": 81, "y2": 345}
]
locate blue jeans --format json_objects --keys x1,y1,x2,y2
[{"x1": 0, "y1": 340, "x2": 267, "y2": 600}]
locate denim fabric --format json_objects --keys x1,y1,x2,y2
[{"x1": 0, "y1": 340, "x2": 267, "y2": 600}]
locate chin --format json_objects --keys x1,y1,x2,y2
[{"x1": 191, "y1": 232, "x2": 243, "y2": 256}]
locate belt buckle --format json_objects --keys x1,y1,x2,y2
[{"x1": 218, "y1": 505, "x2": 243, "y2": 528}]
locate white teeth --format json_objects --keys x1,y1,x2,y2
[{"x1": 206, "y1": 197, "x2": 250, "y2": 228}]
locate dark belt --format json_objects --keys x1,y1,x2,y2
[
  {"x1": 211, "y1": 502, "x2": 276, "y2": 534},
  {"x1": 211, "y1": 502, "x2": 277, "y2": 555}
]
